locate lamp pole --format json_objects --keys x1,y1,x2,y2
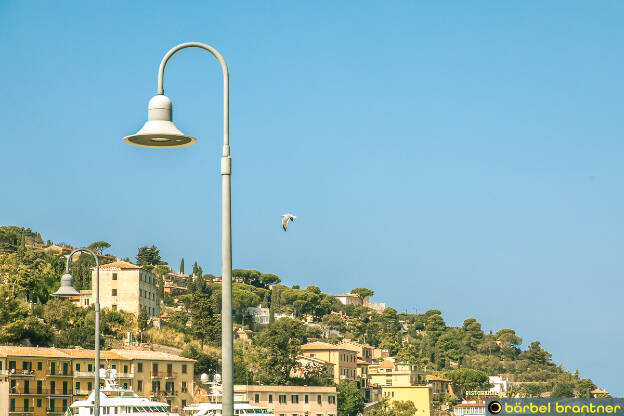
[
  {"x1": 53, "y1": 248, "x2": 101, "y2": 416},
  {"x1": 122, "y1": 42, "x2": 233, "y2": 416}
]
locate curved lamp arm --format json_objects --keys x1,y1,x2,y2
[
  {"x1": 156, "y1": 42, "x2": 230, "y2": 155},
  {"x1": 66, "y1": 248, "x2": 101, "y2": 416}
]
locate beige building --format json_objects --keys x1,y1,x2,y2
[
  {"x1": 425, "y1": 375, "x2": 453, "y2": 396},
  {"x1": 0, "y1": 346, "x2": 194, "y2": 415},
  {"x1": 374, "y1": 386, "x2": 432, "y2": 416},
  {"x1": 70, "y1": 289, "x2": 93, "y2": 308},
  {"x1": 234, "y1": 385, "x2": 337, "y2": 416},
  {"x1": 293, "y1": 356, "x2": 335, "y2": 380},
  {"x1": 92, "y1": 260, "x2": 160, "y2": 318},
  {"x1": 338, "y1": 339, "x2": 373, "y2": 363},
  {"x1": 368, "y1": 359, "x2": 427, "y2": 388},
  {"x1": 301, "y1": 342, "x2": 358, "y2": 384},
  {"x1": 0, "y1": 380, "x2": 8, "y2": 416},
  {"x1": 333, "y1": 293, "x2": 366, "y2": 306}
]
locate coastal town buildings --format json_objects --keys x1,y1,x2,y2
[
  {"x1": 89, "y1": 260, "x2": 160, "y2": 318},
  {"x1": 301, "y1": 342, "x2": 358, "y2": 384},
  {"x1": 0, "y1": 346, "x2": 194, "y2": 415},
  {"x1": 233, "y1": 385, "x2": 337, "y2": 416}
]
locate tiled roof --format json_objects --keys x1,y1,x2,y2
[
  {"x1": 591, "y1": 388, "x2": 608, "y2": 394},
  {"x1": 379, "y1": 360, "x2": 395, "y2": 369},
  {"x1": 109, "y1": 349, "x2": 195, "y2": 362},
  {"x1": 59, "y1": 349, "x2": 127, "y2": 360},
  {"x1": 301, "y1": 341, "x2": 352, "y2": 351},
  {"x1": 0, "y1": 346, "x2": 70, "y2": 358},
  {"x1": 334, "y1": 293, "x2": 360, "y2": 298},
  {"x1": 426, "y1": 375, "x2": 451, "y2": 382},
  {"x1": 98, "y1": 260, "x2": 143, "y2": 270}
]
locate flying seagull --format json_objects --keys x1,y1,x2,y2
[{"x1": 281, "y1": 213, "x2": 296, "y2": 231}]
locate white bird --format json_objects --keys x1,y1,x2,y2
[{"x1": 281, "y1": 213, "x2": 296, "y2": 231}]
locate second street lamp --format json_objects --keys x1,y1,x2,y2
[
  {"x1": 52, "y1": 248, "x2": 101, "y2": 416},
  {"x1": 123, "y1": 42, "x2": 234, "y2": 416}
]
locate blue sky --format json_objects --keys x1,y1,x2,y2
[{"x1": 1, "y1": 1, "x2": 623, "y2": 395}]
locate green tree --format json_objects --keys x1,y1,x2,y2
[
  {"x1": 138, "y1": 307, "x2": 150, "y2": 343},
  {"x1": 336, "y1": 380, "x2": 364, "y2": 416},
  {"x1": 191, "y1": 293, "x2": 221, "y2": 348},
  {"x1": 254, "y1": 318, "x2": 307, "y2": 384},
  {"x1": 136, "y1": 245, "x2": 166, "y2": 269},
  {"x1": 551, "y1": 382, "x2": 575, "y2": 398},
  {"x1": 444, "y1": 368, "x2": 490, "y2": 396},
  {"x1": 496, "y1": 328, "x2": 522, "y2": 360},
  {"x1": 350, "y1": 287, "x2": 374, "y2": 302},
  {"x1": 87, "y1": 241, "x2": 111, "y2": 255},
  {"x1": 180, "y1": 258, "x2": 185, "y2": 274},
  {"x1": 519, "y1": 341, "x2": 552, "y2": 365},
  {"x1": 182, "y1": 343, "x2": 220, "y2": 376},
  {"x1": 574, "y1": 379, "x2": 596, "y2": 398}
]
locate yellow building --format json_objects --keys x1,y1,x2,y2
[
  {"x1": 0, "y1": 346, "x2": 195, "y2": 415},
  {"x1": 425, "y1": 375, "x2": 453, "y2": 396},
  {"x1": 374, "y1": 386, "x2": 432, "y2": 416},
  {"x1": 338, "y1": 339, "x2": 373, "y2": 363},
  {"x1": 92, "y1": 260, "x2": 160, "y2": 318},
  {"x1": 233, "y1": 385, "x2": 337, "y2": 416},
  {"x1": 301, "y1": 342, "x2": 358, "y2": 384},
  {"x1": 368, "y1": 360, "x2": 427, "y2": 388}
]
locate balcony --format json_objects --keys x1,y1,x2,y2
[
  {"x1": 151, "y1": 372, "x2": 163, "y2": 379},
  {"x1": 46, "y1": 370, "x2": 72, "y2": 377},
  {"x1": 2, "y1": 369, "x2": 35, "y2": 377},
  {"x1": 165, "y1": 390, "x2": 178, "y2": 397},
  {"x1": 46, "y1": 408, "x2": 66, "y2": 414},
  {"x1": 9, "y1": 408, "x2": 35, "y2": 414},
  {"x1": 164, "y1": 372, "x2": 177, "y2": 379}
]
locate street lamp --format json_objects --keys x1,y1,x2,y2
[
  {"x1": 52, "y1": 248, "x2": 101, "y2": 416},
  {"x1": 123, "y1": 42, "x2": 233, "y2": 416}
]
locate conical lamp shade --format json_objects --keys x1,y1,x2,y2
[
  {"x1": 52, "y1": 273, "x2": 81, "y2": 297},
  {"x1": 123, "y1": 95, "x2": 196, "y2": 148}
]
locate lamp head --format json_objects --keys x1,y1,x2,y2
[
  {"x1": 123, "y1": 94, "x2": 196, "y2": 148},
  {"x1": 52, "y1": 273, "x2": 81, "y2": 297}
]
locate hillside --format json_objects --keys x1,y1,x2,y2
[{"x1": 0, "y1": 225, "x2": 603, "y2": 399}]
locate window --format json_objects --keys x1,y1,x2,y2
[
  {"x1": 37, "y1": 399, "x2": 42, "y2": 408},
  {"x1": 10, "y1": 380, "x2": 16, "y2": 394},
  {"x1": 112, "y1": 289, "x2": 117, "y2": 296},
  {"x1": 291, "y1": 395, "x2": 299, "y2": 404},
  {"x1": 182, "y1": 364, "x2": 187, "y2": 374},
  {"x1": 138, "y1": 380, "x2": 143, "y2": 392},
  {"x1": 113, "y1": 273, "x2": 117, "y2": 280},
  {"x1": 305, "y1": 395, "x2": 309, "y2": 404},
  {"x1": 137, "y1": 362, "x2": 143, "y2": 373},
  {"x1": 182, "y1": 400, "x2": 187, "y2": 408},
  {"x1": 76, "y1": 363, "x2": 81, "y2": 372},
  {"x1": 279, "y1": 395, "x2": 287, "y2": 404},
  {"x1": 309, "y1": 353, "x2": 316, "y2": 358},
  {"x1": 152, "y1": 381, "x2": 160, "y2": 392},
  {"x1": 37, "y1": 380, "x2": 42, "y2": 394},
  {"x1": 24, "y1": 380, "x2": 29, "y2": 394},
  {"x1": 167, "y1": 363, "x2": 173, "y2": 376},
  {"x1": 268, "y1": 394, "x2": 273, "y2": 403},
  {"x1": 255, "y1": 394, "x2": 260, "y2": 403},
  {"x1": 328, "y1": 395, "x2": 336, "y2": 404},
  {"x1": 153, "y1": 363, "x2": 158, "y2": 374},
  {"x1": 317, "y1": 395, "x2": 322, "y2": 405},
  {"x1": 37, "y1": 362, "x2": 42, "y2": 371},
  {"x1": 76, "y1": 382, "x2": 80, "y2": 391},
  {"x1": 112, "y1": 305, "x2": 117, "y2": 311},
  {"x1": 182, "y1": 381, "x2": 187, "y2": 393}
]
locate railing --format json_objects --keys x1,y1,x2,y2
[
  {"x1": 74, "y1": 371, "x2": 134, "y2": 378},
  {"x1": 46, "y1": 370, "x2": 72, "y2": 377},
  {"x1": 46, "y1": 408, "x2": 66, "y2": 414},
  {"x1": 165, "y1": 372, "x2": 177, "y2": 378},
  {"x1": 151, "y1": 372, "x2": 162, "y2": 378},
  {"x1": 165, "y1": 390, "x2": 178, "y2": 397},
  {"x1": 8, "y1": 408, "x2": 35, "y2": 414},
  {"x1": 2, "y1": 369, "x2": 36, "y2": 377}
]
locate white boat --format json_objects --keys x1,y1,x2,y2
[
  {"x1": 70, "y1": 368, "x2": 177, "y2": 416},
  {"x1": 182, "y1": 376, "x2": 272, "y2": 416}
]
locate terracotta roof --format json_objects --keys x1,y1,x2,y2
[
  {"x1": 591, "y1": 388, "x2": 608, "y2": 394},
  {"x1": 302, "y1": 341, "x2": 352, "y2": 351},
  {"x1": 341, "y1": 339, "x2": 373, "y2": 349},
  {"x1": 98, "y1": 260, "x2": 143, "y2": 270},
  {"x1": 59, "y1": 349, "x2": 127, "y2": 360},
  {"x1": 298, "y1": 355, "x2": 333, "y2": 366},
  {"x1": 379, "y1": 360, "x2": 395, "y2": 369},
  {"x1": 109, "y1": 349, "x2": 195, "y2": 362},
  {"x1": 0, "y1": 346, "x2": 70, "y2": 358},
  {"x1": 454, "y1": 403, "x2": 486, "y2": 408},
  {"x1": 426, "y1": 375, "x2": 451, "y2": 382}
]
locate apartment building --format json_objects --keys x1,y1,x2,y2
[
  {"x1": 301, "y1": 342, "x2": 358, "y2": 384},
  {"x1": 368, "y1": 359, "x2": 427, "y2": 388},
  {"x1": 375, "y1": 386, "x2": 432, "y2": 416},
  {"x1": 92, "y1": 260, "x2": 160, "y2": 318},
  {"x1": 293, "y1": 356, "x2": 335, "y2": 380},
  {"x1": 425, "y1": 375, "x2": 453, "y2": 396},
  {"x1": 0, "y1": 346, "x2": 194, "y2": 415},
  {"x1": 233, "y1": 385, "x2": 337, "y2": 416},
  {"x1": 338, "y1": 339, "x2": 373, "y2": 363}
]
